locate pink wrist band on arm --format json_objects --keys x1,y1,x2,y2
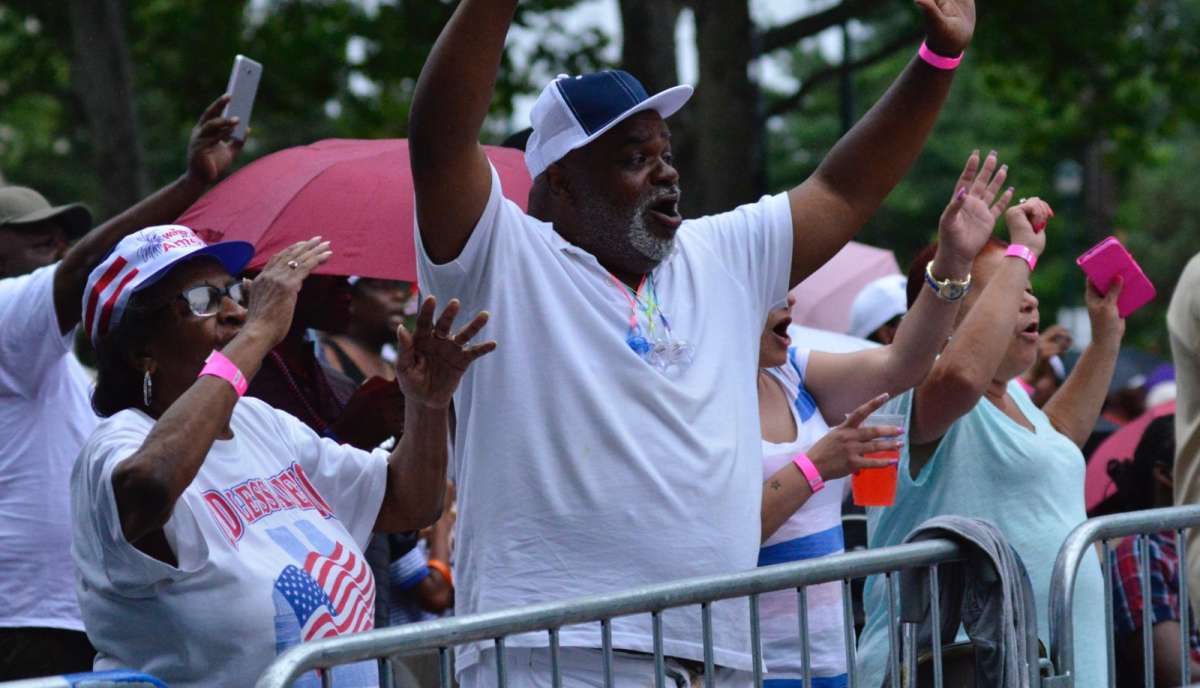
[
  {"x1": 918, "y1": 41, "x2": 964, "y2": 70},
  {"x1": 792, "y1": 453, "x2": 825, "y2": 494},
  {"x1": 1004, "y1": 244, "x2": 1038, "y2": 272},
  {"x1": 198, "y1": 350, "x2": 248, "y2": 397}
]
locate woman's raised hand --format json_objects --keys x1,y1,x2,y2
[
  {"x1": 394, "y1": 296, "x2": 496, "y2": 410},
  {"x1": 936, "y1": 150, "x2": 1014, "y2": 267},
  {"x1": 806, "y1": 393, "x2": 904, "y2": 482},
  {"x1": 244, "y1": 237, "x2": 332, "y2": 347},
  {"x1": 1004, "y1": 197, "x2": 1053, "y2": 258},
  {"x1": 185, "y1": 94, "x2": 245, "y2": 185},
  {"x1": 1086, "y1": 276, "x2": 1126, "y2": 347}
]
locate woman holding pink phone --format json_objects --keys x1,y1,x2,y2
[{"x1": 856, "y1": 194, "x2": 1126, "y2": 686}]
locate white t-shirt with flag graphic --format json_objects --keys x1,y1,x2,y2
[
  {"x1": 759, "y1": 348, "x2": 850, "y2": 687},
  {"x1": 71, "y1": 396, "x2": 388, "y2": 688}
]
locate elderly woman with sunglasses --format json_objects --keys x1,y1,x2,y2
[{"x1": 70, "y1": 225, "x2": 494, "y2": 688}]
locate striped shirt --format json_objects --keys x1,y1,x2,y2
[{"x1": 759, "y1": 348, "x2": 849, "y2": 687}]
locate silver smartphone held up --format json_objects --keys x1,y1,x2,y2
[{"x1": 221, "y1": 55, "x2": 262, "y2": 141}]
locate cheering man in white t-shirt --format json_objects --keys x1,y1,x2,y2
[
  {"x1": 409, "y1": 2, "x2": 977, "y2": 684},
  {"x1": 0, "y1": 95, "x2": 244, "y2": 680}
]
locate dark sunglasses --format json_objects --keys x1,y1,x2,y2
[{"x1": 177, "y1": 279, "x2": 250, "y2": 317}]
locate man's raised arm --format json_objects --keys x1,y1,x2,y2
[
  {"x1": 409, "y1": 1, "x2": 518, "y2": 265},
  {"x1": 786, "y1": 0, "x2": 976, "y2": 287}
]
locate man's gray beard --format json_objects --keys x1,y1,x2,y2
[
  {"x1": 576, "y1": 194, "x2": 675, "y2": 268},
  {"x1": 627, "y1": 211, "x2": 675, "y2": 262}
]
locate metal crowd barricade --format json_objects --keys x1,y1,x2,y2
[
  {"x1": 256, "y1": 538, "x2": 969, "y2": 688},
  {"x1": 1045, "y1": 504, "x2": 1200, "y2": 688}
]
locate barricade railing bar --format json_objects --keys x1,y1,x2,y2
[
  {"x1": 1046, "y1": 504, "x2": 1200, "y2": 688},
  {"x1": 256, "y1": 538, "x2": 969, "y2": 688}
]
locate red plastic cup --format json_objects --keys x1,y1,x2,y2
[{"x1": 851, "y1": 413, "x2": 904, "y2": 507}]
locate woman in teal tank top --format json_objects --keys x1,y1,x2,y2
[{"x1": 856, "y1": 194, "x2": 1126, "y2": 687}]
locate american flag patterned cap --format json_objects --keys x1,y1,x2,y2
[{"x1": 82, "y1": 224, "x2": 253, "y2": 345}]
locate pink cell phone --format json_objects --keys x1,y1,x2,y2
[{"x1": 1075, "y1": 236, "x2": 1156, "y2": 318}]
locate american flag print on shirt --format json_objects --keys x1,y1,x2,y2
[
  {"x1": 276, "y1": 565, "x2": 344, "y2": 641},
  {"x1": 271, "y1": 522, "x2": 375, "y2": 642}
]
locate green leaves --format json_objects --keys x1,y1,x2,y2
[
  {"x1": 765, "y1": 0, "x2": 1200, "y2": 351},
  {"x1": 2, "y1": 0, "x2": 1197, "y2": 352},
  {"x1": 0, "y1": 0, "x2": 600, "y2": 216}
]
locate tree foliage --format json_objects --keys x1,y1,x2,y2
[
  {"x1": 764, "y1": 0, "x2": 1200, "y2": 352},
  {"x1": 1, "y1": 0, "x2": 1197, "y2": 349},
  {"x1": 0, "y1": 0, "x2": 608, "y2": 215}
]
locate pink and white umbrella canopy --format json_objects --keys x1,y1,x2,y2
[{"x1": 789, "y1": 241, "x2": 902, "y2": 333}]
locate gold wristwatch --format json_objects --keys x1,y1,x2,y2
[{"x1": 924, "y1": 261, "x2": 971, "y2": 302}]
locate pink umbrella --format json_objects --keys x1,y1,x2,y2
[
  {"x1": 177, "y1": 139, "x2": 533, "y2": 282},
  {"x1": 1084, "y1": 400, "x2": 1176, "y2": 511},
  {"x1": 789, "y1": 241, "x2": 901, "y2": 333}
]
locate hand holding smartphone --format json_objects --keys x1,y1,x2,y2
[
  {"x1": 1075, "y1": 236, "x2": 1156, "y2": 318},
  {"x1": 222, "y1": 55, "x2": 262, "y2": 141}
]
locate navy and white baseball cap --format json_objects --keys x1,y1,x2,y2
[{"x1": 524, "y1": 70, "x2": 693, "y2": 180}]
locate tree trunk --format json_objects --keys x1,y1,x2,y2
[
  {"x1": 618, "y1": 0, "x2": 681, "y2": 95},
  {"x1": 686, "y1": 0, "x2": 763, "y2": 217},
  {"x1": 66, "y1": 0, "x2": 146, "y2": 218}
]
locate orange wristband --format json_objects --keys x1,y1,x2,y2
[{"x1": 427, "y1": 558, "x2": 453, "y2": 587}]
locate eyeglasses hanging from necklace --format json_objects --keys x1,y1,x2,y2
[{"x1": 606, "y1": 272, "x2": 694, "y2": 375}]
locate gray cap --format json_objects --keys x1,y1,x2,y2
[{"x1": 0, "y1": 186, "x2": 92, "y2": 238}]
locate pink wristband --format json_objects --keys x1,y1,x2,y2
[
  {"x1": 918, "y1": 41, "x2": 964, "y2": 70},
  {"x1": 1004, "y1": 244, "x2": 1038, "y2": 272},
  {"x1": 198, "y1": 350, "x2": 248, "y2": 397},
  {"x1": 792, "y1": 453, "x2": 825, "y2": 494}
]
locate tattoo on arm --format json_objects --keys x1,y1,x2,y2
[{"x1": 770, "y1": 480, "x2": 782, "y2": 491}]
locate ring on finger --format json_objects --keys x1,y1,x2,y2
[
  {"x1": 287, "y1": 260, "x2": 300, "y2": 270},
  {"x1": 1018, "y1": 198, "x2": 1028, "y2": 204}
]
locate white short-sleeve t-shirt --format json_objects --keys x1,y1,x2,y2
[
  {"x1": 416, "y1": 164, "x2": 793, "y2": 673},
  {"x1": 0, "y1": 263, "x2": 97, "y2": 631},
  {"x1": 71, "y1": 397, "x2": 388, "y2": 688}
]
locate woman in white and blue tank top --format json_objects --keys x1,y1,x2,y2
[{"x1": 754, "y1": 151, "x2": 1011, "y2": 687}]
